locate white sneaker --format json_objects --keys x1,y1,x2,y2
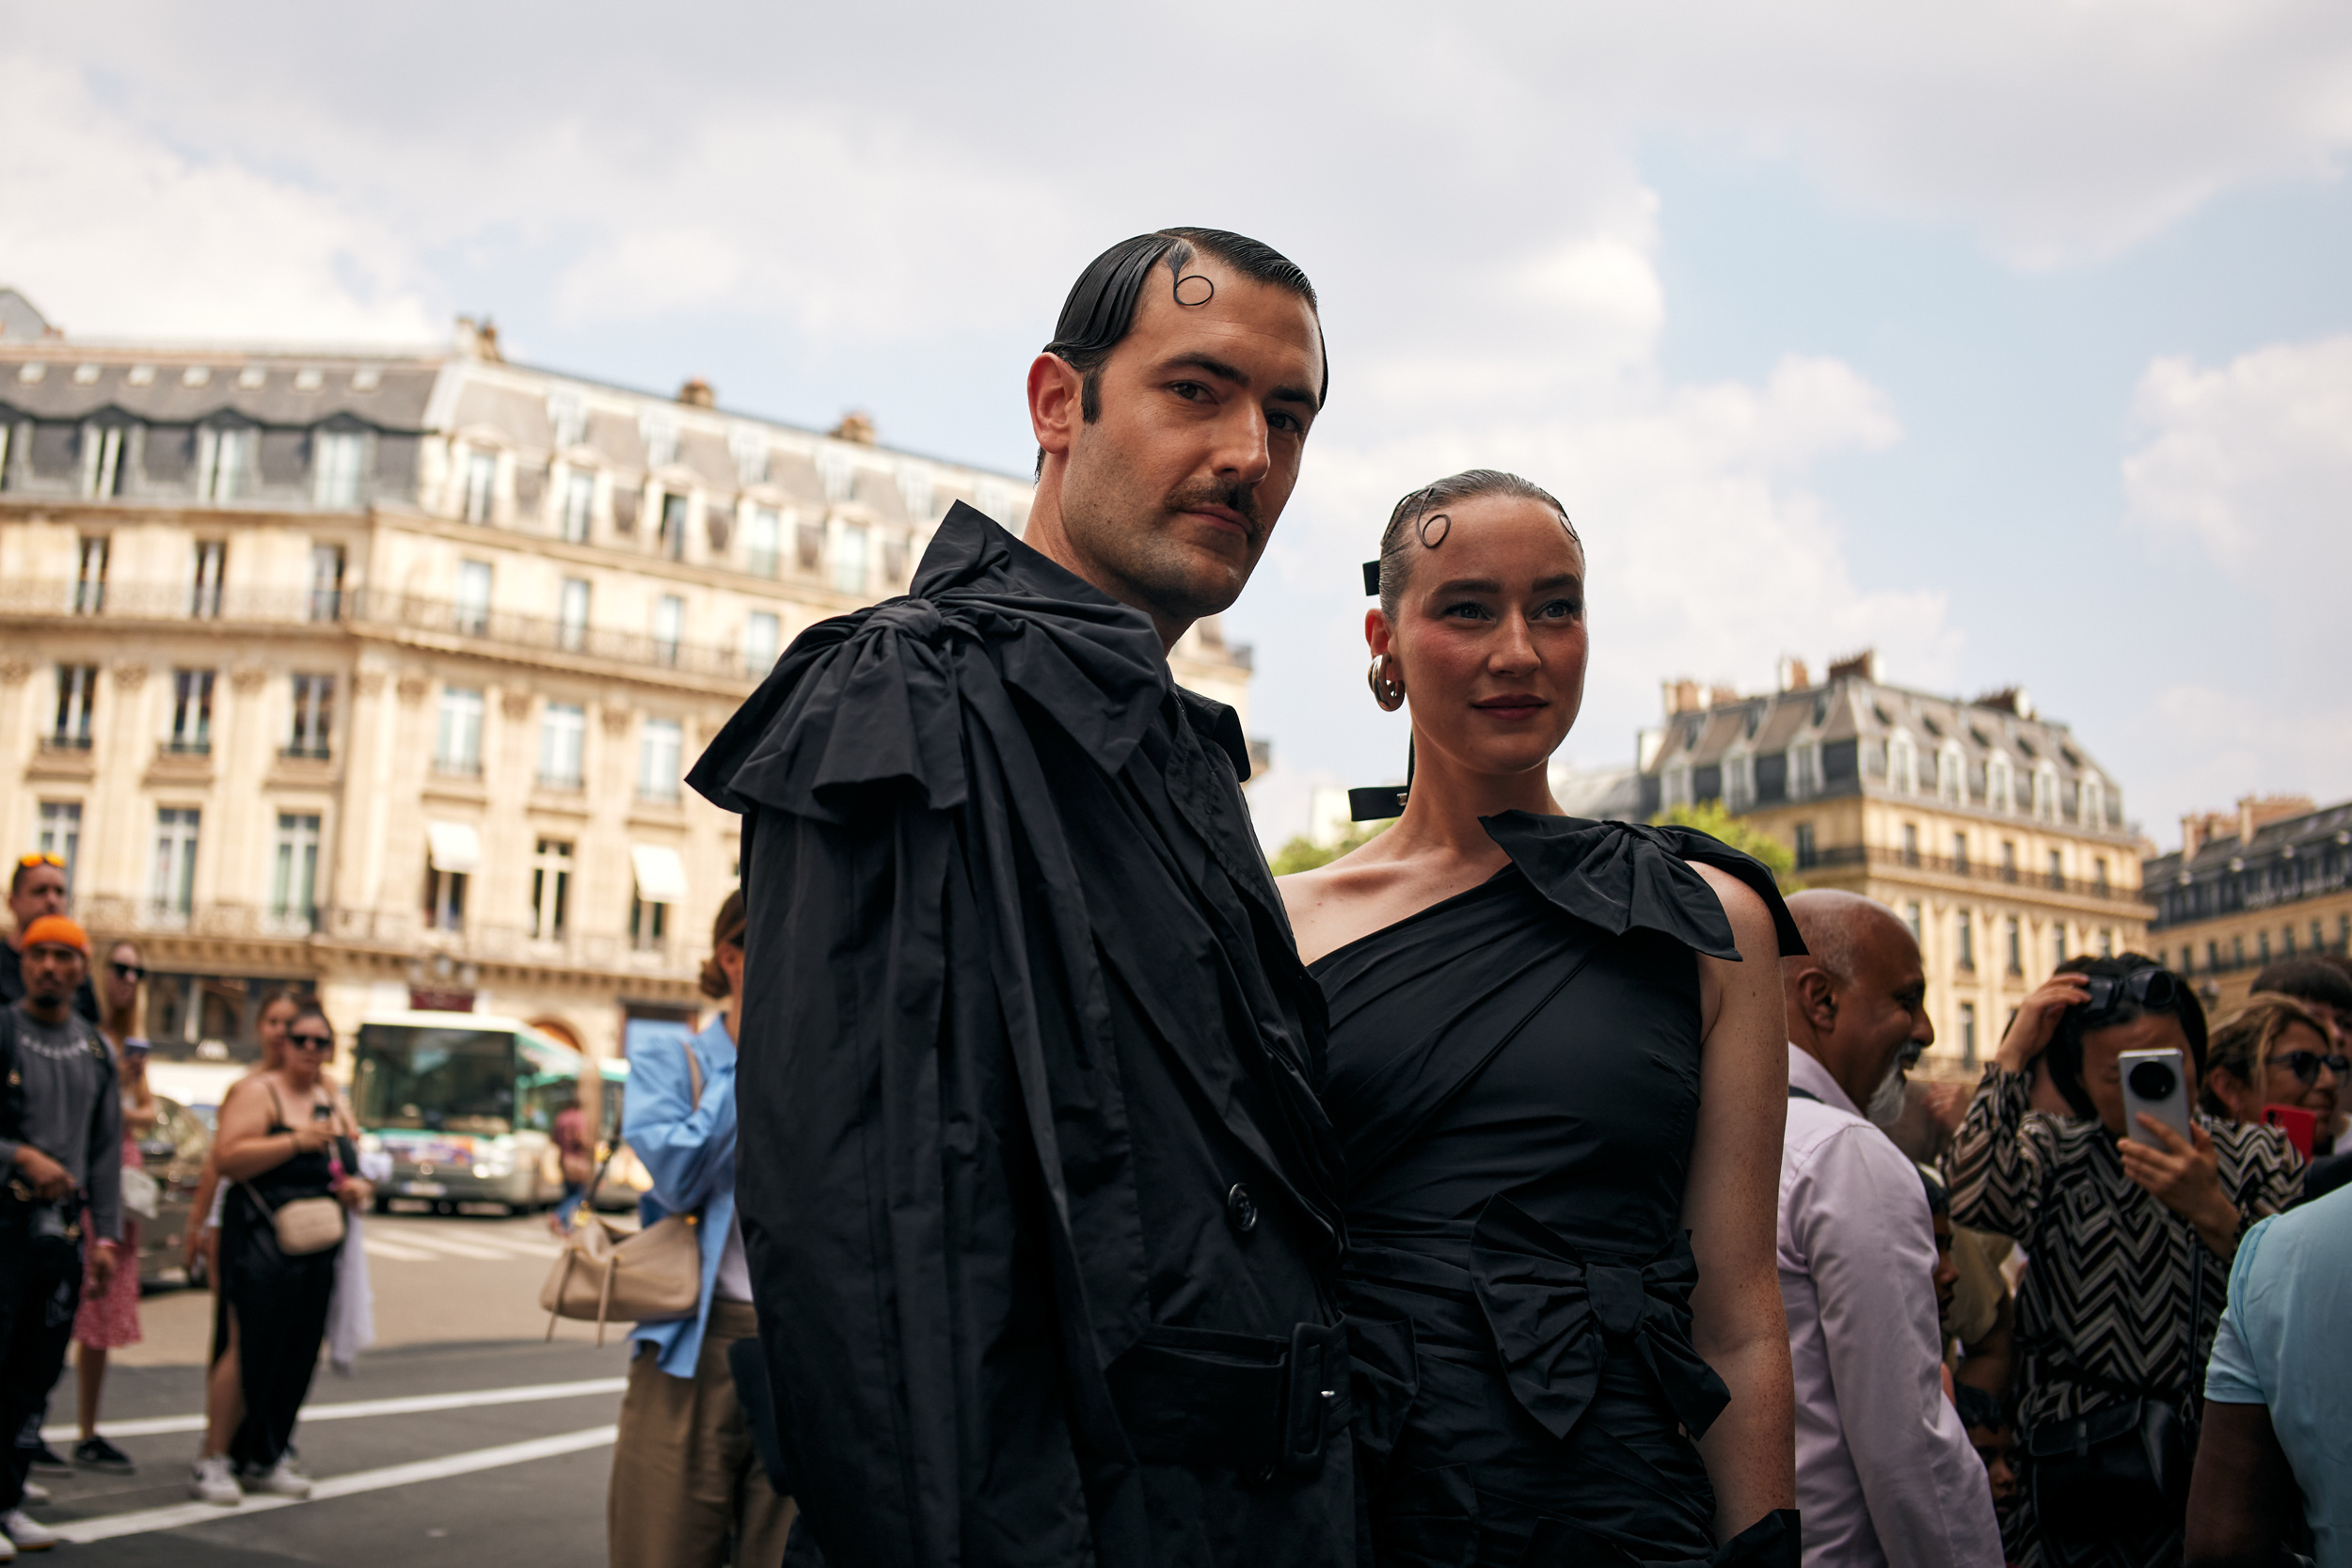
[
  {"x1": 0, "y1": 1526, "x2": 17, "y2": 1559},
  {"x1": 0, "y1": 1510, "x2": 55, "y2": 1549},
  {"x1": 11, "y1": 1486, "x2": 40, "y2": 1507},
  {"x1": 188, "y1": 1453, "x2": 242, "y2": 1506},
  {"x1": 249, "y1": 1457, "x2": 312, "y2": 1498}
]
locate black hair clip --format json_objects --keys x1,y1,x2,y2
[
  {"x1": 1349, "y1": 785, "x2": 1407, "y2": 822},
  {"x1": 1362, "y1": 561, "x2": 1379, "y2": 596}
]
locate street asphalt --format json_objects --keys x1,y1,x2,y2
[{"x1": 26, "y1": 1212, "x2": 637, "y2": 1564}]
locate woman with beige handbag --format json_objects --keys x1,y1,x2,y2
[
  {"x1": 190, "y1": 1002, "x2": 372, "y2": 1509},
  {"x1": 606, "y1": 892, "x2": 794, "y2": 1568}
]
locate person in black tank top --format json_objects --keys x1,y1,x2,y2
[
  {"x1": 199, "y1": 1004, "x2": 363, "y2": 1503},
  {"x1": 1279, "y1": 473, "x2": 1803, "y2": 1566}
]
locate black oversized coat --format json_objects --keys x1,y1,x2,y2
[{"x1": 689, "y1": 504, "x2": 1353, "y2": 1568}]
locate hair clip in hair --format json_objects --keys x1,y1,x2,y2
[
  {"x1": 1173, "y1": 273, "x2": 1215, "y2": 307},
  {"x1": 1417, "y1": 510, "x2": 1452, "y2": 549},
  {"x1": 1348, "y1": 786, "x2": 1407, "y2": 822},
  {"x1": 1361, "y1": 561, "x2": 1380, "y2": 596}
]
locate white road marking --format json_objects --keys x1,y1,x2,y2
[
  {"x1": 371, "y1": 1224, "x2": 560, "y2": 1259},
  {"x1": 362, "y1": 1229, "x2": 517, "y2": 1260},
  {"x1": 360, "y1": 1238, "x2": 441, "y2": 1262},
  {"x1": 44, "y1": 1375, "x2": 627, "y2": 1442},
  {"x1": 52, "y1": 1424, "x2": 618, "y2": 1543}
]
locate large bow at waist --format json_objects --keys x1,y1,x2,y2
[{"x1": 1470, "y1": 1196, "x2": 1731, "y2": 1443}]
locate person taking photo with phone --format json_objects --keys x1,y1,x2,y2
[{"x1": 1943, "y1": 955, "x2": 2301, "y2": 1568}]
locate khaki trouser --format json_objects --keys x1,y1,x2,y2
[{"x1": 609, "y1": 1300, "x2": 796, "y2": 1568}]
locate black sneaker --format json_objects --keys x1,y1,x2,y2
[
  {"x1": 73, "y1": 1435, "x2": 135, "y2": 1474},
  {"x1": 16, "y1": 1440, "x2": 70, "y2": 1475}
]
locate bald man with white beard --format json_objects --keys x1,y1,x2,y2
[{"x1": 1779, "y1": 891, "x2": 2000, "y2": 1568}]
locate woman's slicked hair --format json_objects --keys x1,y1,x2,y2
[
  {"x1": 699, "y1": 888, "x2": 748, "y2": 1001},
  {"x1": 1035, "y1": 229, "x2": 1324, "y2": 475},
  {"x1": 1376, "y1": 469, "x2": 1580, "y2": 623}
]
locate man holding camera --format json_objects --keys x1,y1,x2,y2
[{"x1": 0, "y1": 917, "x2": 122, "y2": 1557}]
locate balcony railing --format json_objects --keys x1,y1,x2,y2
[
  {"x1": 1802, "y1": 844, "x2": 2153, "y2": 906},
  {"x1": 0, "y1": 580, "x2": 752, "y2": 682}
]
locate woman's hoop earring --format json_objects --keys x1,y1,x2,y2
[{"x1": 1367, "y1": 654, "x2": 1406, "y2": 712}]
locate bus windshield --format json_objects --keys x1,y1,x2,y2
[{"x1": 355, "y1": 1025, "x2": 519, "y2": 1136}]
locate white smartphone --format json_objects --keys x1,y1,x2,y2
[{"x1": 2119, "y1": 1048, "x2": 2192, "y2": 1147}]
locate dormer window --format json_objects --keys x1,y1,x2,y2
[
  {"x1": 1887, "y1": 732, "x2": 1917, "y2": 795},
  {"x1": 730, "y1": 430, "x2": 770, "y2": 487},
  {"x1": 1986, "y1": 753, "x2": 2015, "y2": 814},
  {"x1": 548, "y1": 391, "x2": 588, "y2": 450},
  {"x1": 643, "y1": 413, "x2": 679, "y2": 469}
]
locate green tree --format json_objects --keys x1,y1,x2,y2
[
  {"x1": 1268, "y1": 818, "x2": 1393, "y2": 877},
  {"x1": 1650, "y1": 800, "x2": 1801, "y2": 890}
]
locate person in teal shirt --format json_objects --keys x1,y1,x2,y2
[{"x1": 2189, "y1": 1182, "x2": 2352, "y2": 1567}]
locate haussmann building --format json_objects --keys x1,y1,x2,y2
[{"x1": 0, "y1": 289, "x2": 1257, "y2": 1073}]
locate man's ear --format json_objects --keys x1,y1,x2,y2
[
  {"x1": 1792, "y1": 967, "x2": 1839, "y2": 1035},
  {"x1": 2201, "y1": 1066, "x2": 2248, "y2": 1117},
  {"x1": 1027, "y1": 353, "x2": 1083, "y2": 463}
]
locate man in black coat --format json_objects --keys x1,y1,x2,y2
[{"x1": 691, "y1": 230, "x2": 1348, "y2": 1568}]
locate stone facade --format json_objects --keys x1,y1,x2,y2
[
  {"x1": 1627, "y1": 654, "x2": 2153, "y2": 1073},
  {"x1": 2143, "y1": 796, "x2": 2352, "y2": 1014},
  {"x1": 1, "y1": 315, "x2": 1254, "y2": 1066}
]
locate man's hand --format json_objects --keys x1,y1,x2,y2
[
  {"x1": 13, "y1": 1145, "x2": 72, "y2": 1203},
  {"x1": 2120, "y1": 1118, "x2": 2242, "y2": 1258},
  {"x1": 1995, "y1": 973, "x2": 2090, "y2": 1074},
  {"x1": 89, "y1": 1243, "x2": 116, "y2": 1295}
]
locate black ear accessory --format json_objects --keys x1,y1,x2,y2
[{"x1": 1349, "y1": 560, "x2": 1409, "y2": 821}]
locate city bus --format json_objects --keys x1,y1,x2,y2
[{"x1": 352, "y1": 1011, "x2": 637, "y2": 1214}]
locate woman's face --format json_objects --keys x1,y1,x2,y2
[
  {"x1": 2078, "y1": 1012, "x2": 2193, "y2": 1138},
  {"x1": 2257, "y1": 1021, "x2": 2339, "y2": 1126},
  {"x1": 257, "y1": 996, "x2": 298, "y2": 1067},
  {"x1": 102, "y1": 943, "x2": 141, "y2": 1015},
  {"x1": 1372, "y1": 494, "x2": 1588, "y2": 782}
]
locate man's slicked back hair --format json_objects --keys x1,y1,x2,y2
[{"x1": 1035, "y1": 228, "x2": 1325, "y2": 475}]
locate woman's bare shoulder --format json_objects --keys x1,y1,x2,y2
[{"x1": 1684, "y1": 860, "x2": 1779, "y2": 963}]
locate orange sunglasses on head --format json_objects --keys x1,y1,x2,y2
[{"x1": 15, "y1": 855, "x2": 64, "y2": 870}]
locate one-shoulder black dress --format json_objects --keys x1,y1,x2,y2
[{"x1": 1314, "y1": 816, "x2": 1804, "y2": 1568}]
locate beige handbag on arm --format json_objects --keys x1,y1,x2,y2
[{"x1": 539, "y1": 1038, "x2": 705, "y2": 1344}]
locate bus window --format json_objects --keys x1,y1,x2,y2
[{"x1": 354, "y1": 1025, "x2": 518, "y2": 1136}]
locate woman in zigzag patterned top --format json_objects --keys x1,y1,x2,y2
[{"x1": 1944, "y1": 954, "x2": 2301, "y2": 1568}]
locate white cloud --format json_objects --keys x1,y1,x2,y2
[
  {"x1": 2122, "y1": 335, "x2": 2352, "y2": 581},
  {"x1": 0, "y1": 55, "x2": 438, "y2": 343}
]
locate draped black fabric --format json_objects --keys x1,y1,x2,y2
[
  {"x1": 689, "y1": 504, "x2": 1352, "y2": 1568},
  {"x1": 1313, "y1": 815, "x2": 1804, "y2": 1567}
]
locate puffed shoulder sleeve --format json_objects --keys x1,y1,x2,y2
[{"x1": 1480, "y1": 813, "x2": 1806, "y2": 961}]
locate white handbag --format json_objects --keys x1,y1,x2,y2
[{"x1": 120, "y1": 1165, "x2": 160, "y2": 1222}]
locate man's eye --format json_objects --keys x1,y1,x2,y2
[
  {"x1": 1169, "y1": 382, "x2": 1208, "y2": 401},
  {"x1": 1270, "y1": 410, "x2": 1304, "y2": 434},
  {"x1": 1443, "y1": 601, "x2": 1493, "y2": 621}
]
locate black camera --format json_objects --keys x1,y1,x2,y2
[{"x1": 2126, "y1": 1059, "x2": 2178, "y2": 1101}]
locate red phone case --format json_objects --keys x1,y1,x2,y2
[{"x1": 2263, "y1": 1104, "x2": 2315, "y2": 1161}]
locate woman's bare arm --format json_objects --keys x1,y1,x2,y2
[{"x1": 1682, "y1": 863, "x2": 1796, "y2": 1541}]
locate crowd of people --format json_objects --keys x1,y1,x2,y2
[
  {"x1": 0, "y1": 856, "x2": 377, "y2": 1554},
  {"x1": 2, "y1": 223, "x2": 2344, "y2": 1568},
  {"x1": 673, "y1": 226, "x2": 2346, "y2": 1568}
]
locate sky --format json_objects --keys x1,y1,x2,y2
[{"x1": 4, "y1": 1, "x2": 2348, "y2": 851}]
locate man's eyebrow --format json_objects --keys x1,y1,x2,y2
[
  {"x1": 1269, "y1": 383, "x2": 1317, "y2": 407},
  {"x1": 1164, "y1": 352, "x2": 1248, "y2": 387},
  {"x1": 1532, "y1": 573, "x2": 1581, "y2": 592}
]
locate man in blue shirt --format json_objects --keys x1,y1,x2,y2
[{"x1": 2187, "y1": 1181, "x2": 2352, "y2": 1567}]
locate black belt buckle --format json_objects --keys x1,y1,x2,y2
[{"x1": 1279, "y1": 1321, "x2": 1344, "y2": 1477}]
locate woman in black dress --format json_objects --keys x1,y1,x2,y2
[
  {"x1": 1281, "y1": 471, "x2": 1801, "y2": 1566},
  {"x1": 198, "y1": 1003, "x2": 369, "y2": 1502}
]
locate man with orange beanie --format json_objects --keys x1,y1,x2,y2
[{"x1": 0, "y1": 917, "x2": 121, "y2": 1556}]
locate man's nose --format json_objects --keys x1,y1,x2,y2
[{"x1": 1210, "y1": 404, "x2": 1272, "y2": 484}]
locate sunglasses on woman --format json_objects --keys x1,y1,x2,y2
[
  {"x1": 110, "y1": 961, "x2": 145, "y2": 982},
  {"x1": 287, "y1": 1033, "x2": 335, "y2": 1052},
  {"x1": 2272, "y1": 1049, "x2": 2350, "y2": 1086}
]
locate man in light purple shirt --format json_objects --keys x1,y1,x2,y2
[{"x1": 1780, "y1": 892, "x2": 2001, "y2": 1568}]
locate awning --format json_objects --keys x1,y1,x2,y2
[
  {"x1": 630, "y1": 843, "x2": 689, "y2": 904},
  {"x1": 425, "y1": 820, "x2": 482, "y2": 875}
]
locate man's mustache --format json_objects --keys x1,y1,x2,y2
[{"x1": 1165, "y1": 482, "x2": 1263, "y2": 548}]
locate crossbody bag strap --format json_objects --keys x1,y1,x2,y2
[{"x1": 580, "y1": 1033, "x2": 708, "y2": 1209}]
